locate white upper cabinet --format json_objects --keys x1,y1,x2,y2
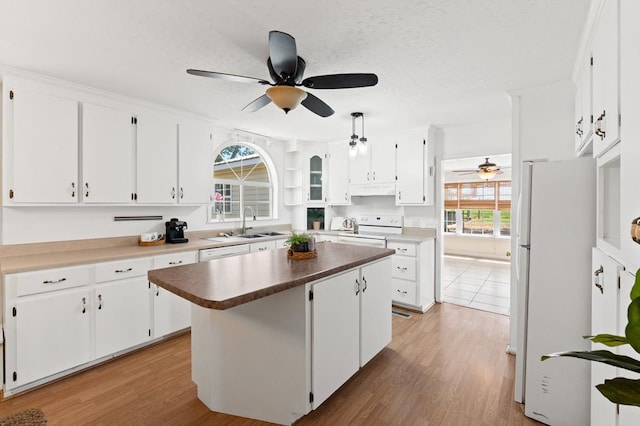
[
  {"x1": 6, "y1": 87, "x2": 79, "y2": 204},
  {"x1": 395, "y1": 133, "x2": 433, "y2": 206},
  {"x1": 575, "y1": 54, "x2": 593, "y2": 155},
  {"x1": 178, "y1": 118, "x2": 213, "y2": 204},
  {"x1": 82, "y1": 103, "x2": 135, "y2": 203},
  {"x1": 327, "y1": 142, "x2": 350, "y2": 206},
  {"x1": 349, "y1": 141, "x2": 396, "y2": 195},
  {"x1": 306, "y1": 153, "x2": 326, "y2": 205},
  {"x1": 136, "y1": 109, "x2": 179, "y2": 204},
  {"x1": 592, "y1": 0, "x2": 620, "y2": 157}
]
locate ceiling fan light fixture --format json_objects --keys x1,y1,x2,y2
[
  {"x1": 266, "y1": 86, "x2": 307, "y2": 113},
  {"x1": 477, "y1": 169, "x2": 497, "y2": 180}
]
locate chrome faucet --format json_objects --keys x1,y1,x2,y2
[{"x1": 241, "y1": 206, "x2": 255, "y2": 235}]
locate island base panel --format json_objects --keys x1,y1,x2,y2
[{"x1": 191, "y1": 284, "x2": 310, "y2": 425}]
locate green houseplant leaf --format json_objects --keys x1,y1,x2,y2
[
  {"x1": 586, "y1": 334, "x2": 628, "y2": 347},
  {"x1": 597, "y1": 378, "x2": 640, "y2": 407},
  {"x1": 541, "y1": 350, "x2": 640, "y2": 373},
  {"x1": 626, "y1": 297, "x2": 640, "y2": 353}
]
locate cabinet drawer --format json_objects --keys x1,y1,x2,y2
[
  {"x1": 11, "y1": 265, "x2": 91, "y2": 297},
  {"x1": 392, "y1": 278, "x2": 416, "y2": 305},
  {"x1": 95, "y1": 257, "x2": 151, "y2": 283},
  {"x1": 154, "y1": 251, "x2": 198, "y2": 268},
  {"x1": 387, "y1": 241, "x2": 416, "y2": 257},
  {"x1": 392, "y1": 256, "x2": 416, "y2": 281}
]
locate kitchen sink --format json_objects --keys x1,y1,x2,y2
[
  {"x1": 237, "y1": 234, "x2": 265, "y2": 239},
  {"x1": 257, "y1": 231, "x2": 285, "y2": 236}
]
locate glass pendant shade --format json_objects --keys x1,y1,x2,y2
[
  {"x1": 477, "y1": 169, "x2": 497, "y2": 180},
  {"x1": 266, "y1": 86, "x2": 307, "y2": 113}
]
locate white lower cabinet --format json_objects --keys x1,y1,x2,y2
[
  {"x1": 249, "y1": 240, "x2": 277, "y2": 252},
  {"x1": 3, "y1": 252, "x2": 197, "y2": 394},
  {"x1": 13, "y1": 287, "x2": 91, "y2": 389},
  {"x1": 388, "y1": 239, "x2": 435, "y2": 312},
  {"x1": 152, "y1": 251, "x2": 197, "y2": 338},
  {"x1": 591, "y1": 247, "x2": 624, "y2": 426},
  {"x1": 311, "y1": 258, "x2": 391, "y2": 408}
]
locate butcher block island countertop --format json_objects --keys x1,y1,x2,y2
[{"x1": 147, "y1": 242, "x2": 395, "y2": 309}]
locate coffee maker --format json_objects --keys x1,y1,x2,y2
[{"x1": 165, "y1": 218, "x2": 188, "y2": 244}]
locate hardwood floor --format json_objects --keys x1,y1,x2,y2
[{"x1": 0, "y1": 303, "x2": 541, "y2": 425}]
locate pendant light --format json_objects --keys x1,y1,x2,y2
[
  {"x1": 349, "y1": 112, "x2": 360, "y2": 158},
  {"x1": 358, "y1": 113, "x2": 368, "y2": 155},
  {"x1": 265, "y1": 86, "x2": 308, "y2": 113}
]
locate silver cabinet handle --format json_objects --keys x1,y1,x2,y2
[
  {"x1": 362, "y1": 276, "x2": 367, "y2": 293},
  {"x1": 355, "y1": 279, "x2": 360, "y2": 296},
  {"x1": 98, "y1": 294, "x2": 103, "y2": 310},
  {"x1": 397, "y1": 248, "x2": 407, "y2": 253},
  {"x1": 398, "y1": 190, "x2": 402, "y2": 200},
  {"x1": 71, "y1": 182, "x2": 76, "y2": 198},
  {"x1": 258, "y1": 247, "x2": 267, "y2": 251},
  {"x1": 168, "y1": 260, "x2": 183, "y2": 265},
  {"x1": 396, "y1": 289, "x2": 408, "y2": 295},
  {"x1": 115, "y1": 268, "x2": 133, "y2": 273},
  {"x1": 594, "y1": 110, "x2": 606, "y2": 140},
  {"x1": 43, "y1": 278, "x2": 67, "y2": 284},
  {"x1": 155, "y1": 284, "x2": 160, "y2": 296},
  {"x1": 594, "y1": 265, "x2": 604, "y2": 294},
  {"x1": 367, "y1": 172, "x2": 370, "y2": 181},
  {"x1": 372, "y1": 171, "x2": 376, "y2": 181},
  {"x1": 344, "y1": 193, "x2": 348, "y2": 201},
  {"x1": 171, "y1": 187, "x2": 176, "y2": 199},
  {"x1": 180, "y1": 187, "x2": 184, "y2": 199},
  {"x1": 85, "y1": 182, "x2": 90, "y2": 197},
  {"x1": 82, "y1": 297, "x2": 87, "y2": 314},
  {"x1": 396, "y1": 266, "x2": 408, "y2": 271}
]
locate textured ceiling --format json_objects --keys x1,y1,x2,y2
[{"x1": 0, "y1": 0, "x2": 589, "y2": 142}]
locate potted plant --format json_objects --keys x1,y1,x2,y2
[
  {"x1": 285, "y1": 232, "x2": 310, "y2": 252},
  {"x1": 542, "y1": 267, "x2": 640, "y2": 406},
  {"x1": 308, "y1": 208, "x2": 324, "y2": 231}
]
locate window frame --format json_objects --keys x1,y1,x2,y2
[{"x1": 208, "y1": 141, "x2": 278, "y2": 223}]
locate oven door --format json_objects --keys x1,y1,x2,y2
[{"x1": 337, "y1": 235, "x2": 386, "y2": 248}]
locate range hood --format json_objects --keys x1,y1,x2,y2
[{"x1": 349, "y1": 183, "x2": 396, "y2": 196}]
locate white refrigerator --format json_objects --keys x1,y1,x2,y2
[{"x1": 514, "y1": 158, "x2": 595, "y2": 425}]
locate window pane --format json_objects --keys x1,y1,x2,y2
[
  {"x1": 500, "y1": 211, "x2": 511, "y2": 236},
  {"x1": 211, "y1": 143, "x2": 273, "y2": 221},
  {"x1": 444, "y1": 209, "x2": 457, "y2": 233},
  {"x1": 462, "y1": 209, "x2": 494, "y2": 236}
]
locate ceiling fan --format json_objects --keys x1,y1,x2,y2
[
  {"x1": 451, "y1": 157, "x2": 507, "y2": 180},
  {"x1": 187, "y1": 30, "x2": 378, "y2": 117}
]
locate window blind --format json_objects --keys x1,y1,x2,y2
[{"x1": 444, "y1": 181, "x2": 511, "y2": 211}]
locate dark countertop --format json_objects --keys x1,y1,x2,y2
[{"x1": 148, "y1": 242, "x2": 394, "y2": 310}]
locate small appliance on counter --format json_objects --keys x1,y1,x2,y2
[
  {"x1": 330, "y1": 216, "x2": 355, "y2": 232},
  {"x1": 165, "y1": 218, "x2": 189, "y2": 244}
]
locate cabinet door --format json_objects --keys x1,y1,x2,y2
[
  {"x1": 395, "y1": 139, "x2": 425, "y2": 204},
  {"x1": 178, "y1": 119, "x2": 213, "y2": 204},
  {"x1": 360, "y1": 258, "x2": 391, "y2": 366},
  {"x1": 327, "y1": 143, "x2": 350, "y2": 206},
  {"x1": 13, "y1": 288, "x2": 91, "y2": 388},
  {"x1": 370, "y1": 142, "x2": 396, "y2": 184},
  {"x1": 94, "y1": 277, "x2": 150, "y2": 358},
  {"x1": 349, "y1": 150, "x2": 370, "y2": 185},
  {"x1": 82, "y1": 103, "x2": 134, "y2": 203},
  {"x1": 311, "y1": 269, "x2": 360, "y2": 409},
  {"x1": 592, "y1": 0, "x2": 619, "y2": 157},
  {"x1": 591, "y1": 248, "x2": 622, "y2": 426},
  {"x1": 136, "y1": 109, "x2": 178, "y2": 203},
  {"x1": 307, "y1": 154, "x2": 325, "y2": 204},
  {"x1": 10, "y1": 89, "x2": 78, "y2": 203},
  {"x1": 152, "y1": 252, "x2": 197, "y2": 337},
  {"x1": 249, "y1": 240, "x2": 276, "y2": 252},
  {"x1": 618, "y1": 270, "x2": 640, "y2": 426}
]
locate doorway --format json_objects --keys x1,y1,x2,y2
[{"x1": 441, "y1": 154, "x2": 512, "y2": 315}]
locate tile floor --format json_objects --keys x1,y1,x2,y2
[{"x1": 443, "y1": 255, "x2": 511, "y2": 315}]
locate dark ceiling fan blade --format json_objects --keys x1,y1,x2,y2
[
  {"x1": 187, "y1": 69, "x2": 270, "y2": 85},
  {"x1": 301, "y1": 92, "x2": 334, "y2": 117},
  {"x1": 269, "y1": 31, "x2": 297, "y2": 78},
  {"x1": 301, "y1": 73, "x2": 378, "y2": 89},
  {"x1": 241, "y1": 94, "x2": 272, "y2": 113}
]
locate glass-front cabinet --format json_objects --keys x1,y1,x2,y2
[{"x1": 308, "y1": 154, "x2": 325, "y2": 204}]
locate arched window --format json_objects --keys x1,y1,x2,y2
[{"x1": 210, "y1": 143, "x2": 274, "y2": 221}]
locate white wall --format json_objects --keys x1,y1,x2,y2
[
  {"x1": 443, "y1": 234, "x2": 511, "y2": 260},
  {"x1": 441, "y1": 116, "x2": 511, "y2": 160}
]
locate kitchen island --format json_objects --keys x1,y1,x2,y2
[{"x1": 148, "y1": 242, "x2": 394, "y2": 425}]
